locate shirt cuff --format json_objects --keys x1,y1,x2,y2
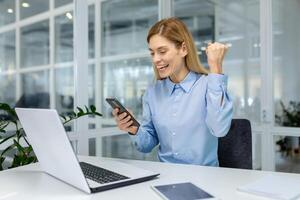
[
  {"x1": 207, "y1": 73, "x2": 228, "y2": 92},
  {"x1": 129, "y1": 128, "x2": 141, "y2": 145}
]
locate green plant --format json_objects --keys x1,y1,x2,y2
[
  {"x1": 275, "y1": 101, "x2": 300, "y2": 156},
  {"x1": 275, "y1": 101, "x2": 300, "y2": 127},
  {"x1": 0, "y1": 103, "x2": 102, "y2": 171}
]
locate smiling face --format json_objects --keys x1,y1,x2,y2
[{"x1": 148, "y1": 34, "x2": 189, "y2": 83}]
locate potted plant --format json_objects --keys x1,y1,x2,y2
[{"x1": 0, "y1": 103, "x2": 102, "y2": 171}]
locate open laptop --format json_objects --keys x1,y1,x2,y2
[{"x1": 15, "y1": 108, "x2": 159, "y2": 194}]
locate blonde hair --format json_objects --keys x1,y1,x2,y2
[{"x1": 147, "y1": 17, "x2": 208, "y2": 80}]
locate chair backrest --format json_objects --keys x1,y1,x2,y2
[{"x1": 218, "y1": 119, "x2": 252, "y2": 169}]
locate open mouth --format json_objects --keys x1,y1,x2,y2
[{"x1": 157, "y1": 64, "x2": 169, "y2": 71}]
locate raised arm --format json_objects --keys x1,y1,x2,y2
[{"x1": 205, "y1": 42, "x2": 233, "y2": 137}]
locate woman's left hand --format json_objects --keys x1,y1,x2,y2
[{"x1": 206, "y1": 42, "x2": 228, "y2": 74}]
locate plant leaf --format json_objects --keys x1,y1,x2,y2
[
  {"x1": 85, "y1": 105, "x2": 89, "y2": 113},
  {"x1": 0, "y1": 134, "x2": 16, "y2": 146},
  {"x1": 24, "y1": 156, "x2": 36, "y2": 165},
  {"x1": 60, "y1": 114, "x2": 66, "y2": 121},
  {"x1": 94, "y1": 112, "x2": 102, "y2": 117},
  {"x1": 90, "y1": 105, "x2": 96, "y2": 112},
  {"x1": 10, "y1": 155, "x2": 22, "y2": 168},
  {"x1": 0, "y1": 103, "x2": 18, "y2": 119},
  {"x1": 77, "y1": 107, "x2": 84, "y2": 113},
  {"x1": 0, "y1": 156, "x2": 5, "y2": 171},
  {"x1": 13, "y1": 139, "x2": 25, "y2": 155},
  {"x1": 0, "y1": 143, "x2": 16, "y2": 157}
]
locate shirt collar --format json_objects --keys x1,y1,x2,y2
[{"x1": 165, "y1": 71, "x2": 199, "y2": 95}]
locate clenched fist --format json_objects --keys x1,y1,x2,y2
[{"x1": 206, "y1": 42, "x2": 228, "y2": 74}]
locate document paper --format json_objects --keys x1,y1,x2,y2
[{"x1": 237, "y1": 174, "x2": 300, "y2": 200}]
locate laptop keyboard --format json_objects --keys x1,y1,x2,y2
[{"x1": 79, "y1": 162, "x2": 129, "y2": 184}]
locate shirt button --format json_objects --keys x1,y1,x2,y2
[
  {"x1": 174, "y1": 152, "x2": 178, "y2": 156},
  {"x1": 172, "y1": 132, "x2": 176, "y2": 136},
  {"x1": 173, "y1": 113, "x2": 177, "y2": 117}
]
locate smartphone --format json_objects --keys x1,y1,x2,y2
[
  {"x1": 105, "y1": 98, "x2": 140, "y2": 127},
  {"x1": 152, "y1": 182, "x2": 216, "y2": 200}
]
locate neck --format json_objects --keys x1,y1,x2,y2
[{"x1": 170, "y1": 65, "x2": 189, "y2": 83}]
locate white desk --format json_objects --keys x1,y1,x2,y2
[{"x1": 0, "y1": 156, "x2": 299, "y2": 200}]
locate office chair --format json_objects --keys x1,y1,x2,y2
[{"x1": 218, "y1": 119, "x2": 252, "y2": 169}]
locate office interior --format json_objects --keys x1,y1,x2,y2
[{"x1": 0, "y1": 0, "x2": 299, "y2": 174}]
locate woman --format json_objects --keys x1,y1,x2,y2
[{"x1": 112, "y1": 17, "x2": 233, "y2": 166}]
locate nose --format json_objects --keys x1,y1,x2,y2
[{"x1": 152, "y1": 53, "x2": 162, "y2": 65}]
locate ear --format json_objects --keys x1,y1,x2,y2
[{"x1": 180, "y1": 42, "x2": 188, "y2": 57}]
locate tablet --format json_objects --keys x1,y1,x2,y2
[{"x1": 152, "y1": 182, "x2": 216, "y2": 200}]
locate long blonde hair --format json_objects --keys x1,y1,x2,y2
[{"x1": 147, "y1": 17, "x2": 208, "y2": 80}]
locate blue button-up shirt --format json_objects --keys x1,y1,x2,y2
[{"x1": 131, "y1": 71, "x2": 233, "y2": 166}]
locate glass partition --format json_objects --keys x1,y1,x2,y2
[
  {"x1": 174, "y1": 0, "x2": 214, "y2": 64},
  {"x1": 89, "y1": 5, "x2": 95, "y2": 59},
  {"x1": 101, "y1": 57, "x2": 154, "y2": 122},
  {"x1": 55, "y1": 0, "x2": 73, "y2": 8},
  {"x1": 0, "y1": 31, "x2": 15, "y2": 72},
  {"x1": 20, "y1": 20, "x2": 49, "y2": 68},
  {"x1": 0, "y1": 0, "x2": 15, "y2": 27},
  {"x1": 274, "y1": 135, "x2": 300, "y2": 173},
  {"x1": 55, "y1": 67, "x2": 74, "y2": 114},
  {"x1": 0, "y1": 74, "x2": 16, "y2": 107},
  {"x1": 175, "y1": 0, "x2": 261, "y2": 124},
  {"x1": 18, "y1": 70, "x2": 50, "y2": 108},
  {"x1": 273, "y1": 0, "x2": 300, "y2": 128},
  {"x1": 20, "y1": 0, "x2": 49, "y2": 19},
  {"x1": 101, "y1": 134, "x2": 158, "y2": 161},
  {"x1": 55, "y1": 13, "x2": 73, "y2": 63},
  {"x1": 272, "y1": 0, "x2": 300, "y2": 173},
  {"x1": 101, "y1": 0, "x2": 158, "y2": 56}
]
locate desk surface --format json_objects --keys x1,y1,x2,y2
[{"x1": 1, "y1": 156, "x2": 300, "y2": 200}]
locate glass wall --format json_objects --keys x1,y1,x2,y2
[
  {"x1": 18, "y1": 71, "x2": 50, "y2": 108},
  {"x1": 55, "y1": 0, "x2": 73, "y2": 8},
  {"x1": 98, "y1": 0, "x2": 158, "y2": 160},
  {"x1": 101, "y1": 0, "x2": 157, "y2": 56},
  {"x1": 0, "y1": 0, "x2": 15, "y2": 27},
  {"x1": 174, "y1": 0, "x2": 261, "y2": 124},
  {"x1": 174, "y1": 0, "x2": 262, "y2": 169},
  {"x1": 0, "y1": 1, "x2": 74, "y2": 110},
  {"x1": 20, "y1": 0, "x2": 49, "y2": 19},
  {"x1": 55, "y1": 12, "x2": 73, "y2": 63},
  {"x1": 21, "y1": 20, "x2": 50, "y2": 68},
  {"x1": 273, "y1": 0, "x2": 300, "y2": 125},
  {"x1": 0, "y1": 74, "x2": 16, "y2": 107},
  {"x1": 102, "y1": 58, "x2": 153, "y2": 120},
  {"x1": 273, "y1": 0, "x2": 300, "y2": 173},
  {"x1": 174, "y1": 0, "x2": 215, "y2": 64},
  {"x1": 0, "y1": 31, "x2": 15, "y2": 71}
]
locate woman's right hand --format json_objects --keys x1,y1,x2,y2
[{"x1": 112, "y1": 108, "x2": 138, "y2": 135}]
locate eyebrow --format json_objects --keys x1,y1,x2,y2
[{"x1": 148, "y1": 46, "x2": 168, "y2": 51}]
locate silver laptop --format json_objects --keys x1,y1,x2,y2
[{"x1": 15, "y1": 108, "x2": 159, "y2": 194}]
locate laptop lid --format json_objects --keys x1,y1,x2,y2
[{"x1": 15, "y1": 108, "x2": 91, "y2": 193}]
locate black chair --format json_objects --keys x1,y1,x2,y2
[{"x1": 218, "y1": 119, "x2": 252, "y2": 169}]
